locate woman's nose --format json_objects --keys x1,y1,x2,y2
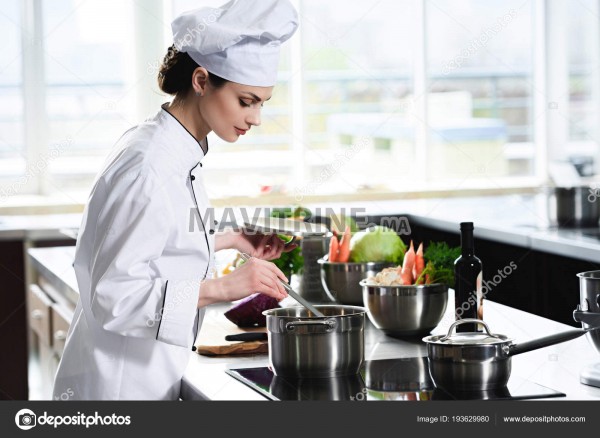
[{"x1": 247, "y1": 108, "x2": 261, "y2": 127}]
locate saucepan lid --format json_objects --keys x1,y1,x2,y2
[{"x1": 422, "y1": 319, "x2": 511, "y2": 346}]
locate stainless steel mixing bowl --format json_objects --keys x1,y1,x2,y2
[
  {"x1": 361, "y1": 281, "x2": 448, "y2": 337},
  {"x1": 318, "y1": 258, "x2": 395, "y2": 305}
]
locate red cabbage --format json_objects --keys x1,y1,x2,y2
[{"x1": 224, "y1": 293, "x2": 279, "y2": 327}]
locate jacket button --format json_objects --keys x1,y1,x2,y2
[
  {"x1": 190, "y1": 175, "x2": 195, "y2": 181},
  {"x1": 209, "y1": 229, "x2": 215, "y2": 235}
]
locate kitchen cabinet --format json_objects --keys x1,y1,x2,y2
[
  {"x1": 0, "y1": 239, "x2": 72, "y2": 401},
  {"x1": 26, "y1": 284, "x2": 55, "y2": 399},
  {"x1": 0, "y1": 213, "x2": 81, "y2": 400},
  {"x1": 0, "y1": 240, "x2": 28, "y2": 400},
  {"x1": 26, "y1": 245, "x2": 76, "y2": 400}
]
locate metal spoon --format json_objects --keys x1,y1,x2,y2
[{"x1": 239, "y1": 252, "x2": 325, "y2": 317}]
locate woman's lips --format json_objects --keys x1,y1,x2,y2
[{"x1": 235, "y1": 127, "x2": 247, "y2": 135}]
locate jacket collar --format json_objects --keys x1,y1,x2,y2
[{"x1": 158, "y1": 103, "x2": 208, "y2": 169}]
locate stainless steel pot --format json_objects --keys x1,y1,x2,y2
[
  {"x1": 573, "y1": 271, "x2": 600, "y2": 387},
  {"x1": 548, "y1": 186, "x2": 600, "y2": 228},
  {"x1": 361, "y1": 281, "x2": 448, "y2": 337},
  {"x1": 574, "y1": 271, "x2": 600, "y2": 354},
  {"x1": 423, "y1": 318, "x2": 597, "y2": 391},
  {"x1": 263, "y1": 305, "x2": 366, "y2": 378}
]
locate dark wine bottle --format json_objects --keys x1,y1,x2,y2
[{"x1": 454, "y1": 222, "x2": 483, "y2": 332}]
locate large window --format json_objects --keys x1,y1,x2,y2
[
  {"x1": 566, "y1": 0, "x2": 600, "y2": 175},
  {"x1": 43, "y1": 0, "x2": 135, "y2": 197},
  {"x1": 427, "y1": 0, "x2": 534, "y2": 182},
  {"x1": 299, "y1": 0, "x2": 416, "y2": 197},
  {"x1": 0, "y1": 0, "x2": 25, "y2": 194},
  {"x1": 3, "y1": 0, "x2": 600, "y2": 203}
]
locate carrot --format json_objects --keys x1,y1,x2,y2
[
  {"x1": 337, "y1": 225, "x2": 351, "y2": 263},
  {"x1": 328, "y1": 234, "x2": 339, "y2": 262},
  {"x1": 413, "y1": 242, "x2": 425, "y2": 284},
  {"x1": 400, "y1": 240, "x2": 415, "y2": 285}
]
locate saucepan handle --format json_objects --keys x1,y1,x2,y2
[
  {"x1": 286, "y1": 319, "x2": 336, "y2": 332},
  {"x1": 573, "y1": 308, "x2": 600, "y2": 327},
  {"x1": 507, "y1": 328, "x2": 589, "y2": 357}
]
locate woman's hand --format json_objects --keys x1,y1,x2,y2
[
  {"x1": 197, "y1": 257, "x2": 289, "y2": 307},
  {"x1": 228, "y1": 230, "x2": 298, "y2": 260}
]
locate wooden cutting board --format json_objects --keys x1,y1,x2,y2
[{"x1": 195, "y1": 312, "x2": 268, "y2": 357}]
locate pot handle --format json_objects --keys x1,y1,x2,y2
[
  {"x1": 439, "y1": 318, "x2": 499, "y2": 342},
  {"x1": 573, "y1": 305, "x2": 600, "y2": 327},
  {"x1": 507, "y1": 328, "x2": 589, "y2": 357},
  {"x1": 286, "y1": 319, "x2": 336, "y2": 332}
]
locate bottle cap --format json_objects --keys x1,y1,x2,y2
[{"x1": 460, "y1": 222, "x2": 474, "y2": 230}]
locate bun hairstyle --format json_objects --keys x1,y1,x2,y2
[{"x1": 157, "y1": 45, "x2": 228, "y2": 97}]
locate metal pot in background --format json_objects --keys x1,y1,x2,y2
[
  {"x1": 547, "y1": 186, "x2": 600, "y2": 228},
  {"x1": 573, "y1": 271, "x2": 600, "y2": 387},
  {"x1": 298, "y1": 235, "x2": 332, "y2": 304},
  {"x1": 423, "y1": 318, "x2": 597, "y2": 391},
  {"x1": 263, "y1": 305, "x2": 366, "y2": 378},
  {"x1": 319, "y1": 258, "x2": 395, "y2": 305}
]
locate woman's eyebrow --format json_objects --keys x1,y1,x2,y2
[{"x1": 241, "y1": 92, "x2": 271, "y2": 102}]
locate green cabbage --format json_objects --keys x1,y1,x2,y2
[{"x1": 349, "y1": 226, "x2": 406, "y2": 263}]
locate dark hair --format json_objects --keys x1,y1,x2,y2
[{"x1": 157, "y1": 45, "x2": 228, "y2": 97}]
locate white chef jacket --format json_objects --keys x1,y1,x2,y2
[{"x1": 53, "y1": 105, "x2": 215, "y2": 400}]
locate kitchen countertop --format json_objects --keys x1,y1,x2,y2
[
  {"x1": 0, "y1": 213, "x2": 81, "y2": 240},
  {"x1": 181, "y1": 297, "x2": 600, "y2": 401},
  {"x1": 26, "y1": 245, "x2": 600, "y2": 401},
  {"x1": 29, "y1": 246, "x2": 79, "y2": 307}
]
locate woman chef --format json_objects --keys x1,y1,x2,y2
[{"x1": 53, "y1": 0, "x2": 299, "y2": 400}]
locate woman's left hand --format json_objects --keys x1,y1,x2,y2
[{"x1": 234, "y1": 232, "x2": 298, "y2": 260}]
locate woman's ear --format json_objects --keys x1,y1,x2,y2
[{"x1": 191, "y1": 67, "x2": 209, "y2": 96}]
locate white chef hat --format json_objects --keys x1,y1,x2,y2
[{"x1": 171, "y1": 0, "x2": 299, "y2": 87}]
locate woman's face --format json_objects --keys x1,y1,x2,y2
[{"x1": 200, "y1": 80, "x2": 273, "y2": 143}]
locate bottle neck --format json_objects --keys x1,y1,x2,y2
[{"x1": 461, "y1": 229, "x2": 474, "y2": 256}]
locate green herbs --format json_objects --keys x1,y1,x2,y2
[
  {"x1": 271, "y1": 243, "x2": 304, "y2": 280},
  {"x1": 417, "y1": 241, "x2": 461, "y2": 287},
  {"x1": 269, "y1": 206, "x2": 306, "y2": 279}
]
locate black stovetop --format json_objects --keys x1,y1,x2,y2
[{"x1": 226, "y1": 357, "x2": 565, "y2": 401}]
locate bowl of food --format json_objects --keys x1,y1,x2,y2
[
  {"x1": 319, "y1": 225, "x2": 406, "y2": 305},
  {"x1": 360, "y1": 240, "x2": 458, "y2": 337}
]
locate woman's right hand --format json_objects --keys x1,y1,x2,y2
[{"x1": 197, "y1": 257, "x2": 288, "y2": 307}]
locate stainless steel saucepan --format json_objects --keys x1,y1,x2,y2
[
  {"x1": 423, "y1": 318, "x2": 600, "y2": 391},
  {"x1": 263, "y1": 305, "x2": 366, "y2": 378}
]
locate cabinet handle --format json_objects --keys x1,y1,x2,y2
[
  {"x1": 54, "y1": 330, "x2": 67, "y2": 341},
  {"x1": 31, "y1": 309, "x2": 44, "y2": 320}
]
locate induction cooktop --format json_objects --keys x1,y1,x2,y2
[{"x1": 226, "y1": 357, "x2": 566, "y2": 401}]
